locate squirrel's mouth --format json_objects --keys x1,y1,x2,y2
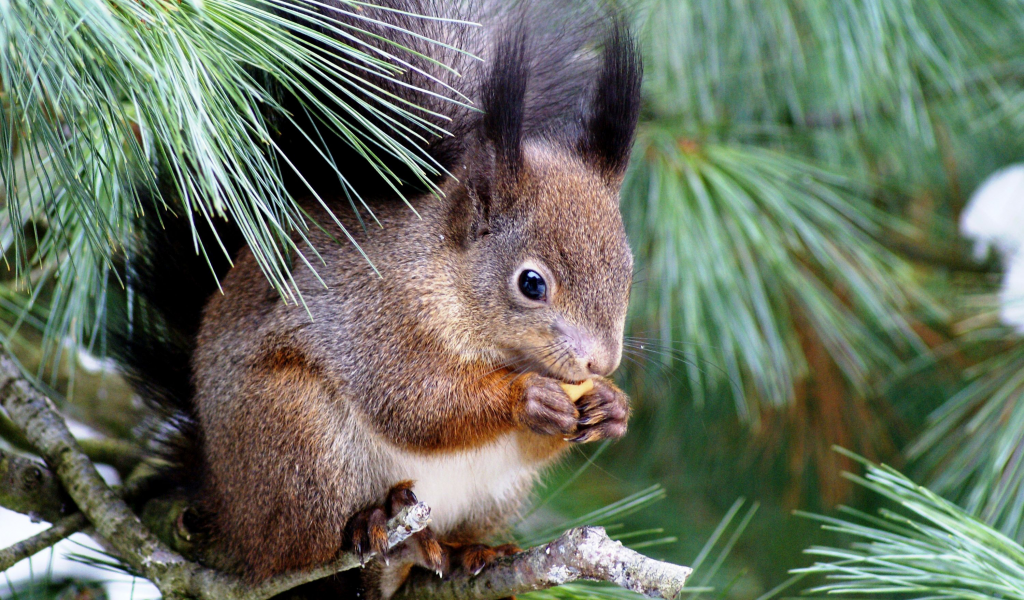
[{"x1": 505, "y1": 349, "x2": 589, "y2": 384}]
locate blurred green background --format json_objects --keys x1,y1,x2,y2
[{"x1": 5, "y1": 1, "x2": 1024, "y2": 598}]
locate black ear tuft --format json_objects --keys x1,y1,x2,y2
[
  {"x1": 578, "y1": 18, "x2": 643, "y2": 180},
  {"x1": 482, "y1": 24, "x2": 530, "y2": 177}
]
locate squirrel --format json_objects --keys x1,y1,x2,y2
[{"x1": 112, "y1": 0, "x2": 642, "y2": 597}]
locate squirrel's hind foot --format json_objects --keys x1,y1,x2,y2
[
  {"x1": 347, "y1": 481, "x2": 420, "y2": 564},
  {"x1": 445, "y1": 542, "x2": 521, "y2": 576}
]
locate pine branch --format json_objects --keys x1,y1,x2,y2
[
  {"x1": 2, "y1": 405, "x2": 144, "y2": 477},
  {"x1": 0, "y1": 353, "x2": 197, "y2": 596}
]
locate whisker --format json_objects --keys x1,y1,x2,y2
[
  {"x1": 623, "y1": 335, "x2": 719, "y2": 349},
  {"x1": 620, "y1": 348, "x2": 688, "y2": 388},
  {"x1": 621, "y1": 343, "x2": 731, "y2": 378}
]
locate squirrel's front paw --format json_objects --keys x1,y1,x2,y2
[
  {"x1": 568, "y1": 378, "x2": 629, "y2": 444},
  {"x1": 521, "y1": 375, "x2": 579, "y2": 436}
]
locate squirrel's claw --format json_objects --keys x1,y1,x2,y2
[
  {"x1": 412, "y1": 528, "x2": 447, "y2": 576},
  {"x1": 347, "y1": 480, "x2": 421, "y2": 565},
  {"x1": 447, "y1": 543, "x2": 520, "y2": 576},
  {"x1": 347, "y1": 506, "x2": 389, "y2": 565},
  {"x1": 569, "y1": 379, "x2": 630, "y2": 443},
  {"x1": 522, "y1": 375, "x2": 579, "y2": 436}
]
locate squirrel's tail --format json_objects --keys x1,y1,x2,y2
[{"x1": 108, "y1": 189, "x2": 243, "y2": 492}]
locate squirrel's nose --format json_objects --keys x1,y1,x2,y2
[
  {"x1": 586, "y1": 359, "x2": 611, "y2": 377},
  {"x1": 582, "y1": 337, "x2": 622, "y2": 377},
  {"x1": 586, "y1": 349, "x2": 620, "y2": 377},
  {"x1": 555, "y1": 320, "x2": 622, "y2": 377}
]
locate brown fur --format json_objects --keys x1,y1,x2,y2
[{"x1": 191, "y1": 140, "x2": 634, "y2": 586}]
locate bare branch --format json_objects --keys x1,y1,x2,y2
[
  {"x1": 3, "y1": 407, "x2": 143, "y2": 477},
  {"x1": 0, "y1": 513, "x2": 88, "y2": 572},
  {"x1": 0, "y1": 473, "x2": 154, "y2": 572},
  {"x1": 395, "y1": 527, "x2": 693, "y2": 600},
  {"x1": 77, "y1": 437, "x2": 143, "y2": 477},
  {"x1": 0, "y1": 410, "x2": 31, "y2": 450}
]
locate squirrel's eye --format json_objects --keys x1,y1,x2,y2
[{"x1": 518, "y1": 269, "x2": 547, "y2": 301}]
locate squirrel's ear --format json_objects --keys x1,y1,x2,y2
[
  {"x1": 481, "y1": 25, "x2": 529, "y2": 181},
  {"x1": 578, "y1": 19, "x2": 643, "y2": 183}
]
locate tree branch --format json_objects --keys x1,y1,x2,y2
[
  {"x1": 0, "y1": 513, "x2": 88, "y2": 572},
  {"x1": 395, "y1": 527, "x2": 693, "y2": 600},
  {"x1": 0, "y1": 354, "x2": 196, "y2": 596},
  {"x1": 3, "y1": 409, "x2": 144, "y2": 477},
  {"x1": 0, "y1": 468, "x2": 154, "y2": 573},
  {"x1": 77, "y1": 437, "x2": 143, "y2": 478}
]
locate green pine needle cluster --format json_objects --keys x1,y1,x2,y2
[
  {"x1": 624, "y1": 137, "x2": 922, "y2": 417},
  {"x1": 1, "y1": 0, "x2": 464, "y2": 368},
  {"x1": 797, "y1": 451, "x2": 1024, "y2": 599},
  {"x1": 625, "y1": 0, "x2": 1024, "y2": 415},
  {"x1": 909, "y1": 317, "x2": 1024, "y2": 544}
]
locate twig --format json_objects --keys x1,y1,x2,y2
[
  {"x1": 0, "y1": 474, "x2": 152, "y2": 572},
  {"x1": 0, "y1": 410, "x2": 31, "y2": 451},
  {"x1": 3, "y1": 409, "x2": 144, "y2": 477},
  {"x1": 395, "y1": 527, "x2": 693, "y2": 600},
  {"x1": 77, "y1": 437, "x2": 143, "y2": 477},
  {"x1": 0, "y1": 513, "x2": 87, "y2": 572}
]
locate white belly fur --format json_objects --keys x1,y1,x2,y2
[{"x1": 388, "y1": 433, "x2": 537, "y2": 533}]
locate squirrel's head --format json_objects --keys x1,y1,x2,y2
[{"x1": 444, "y1": 19, "x2": 642, "y2": 383}]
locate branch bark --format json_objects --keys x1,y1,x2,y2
[
  {"x1": 395, "y1": 527, "x2": 692, "y2": 600},
  {"x1": 0, "y1": 354, "x2": 196, "y2": 596},
  {"x1": 0, "y1": 513, "x2": 88, "y2": 572},
  {"x1": 3, "y1": 406, "x2": 143, "y2": 477}
]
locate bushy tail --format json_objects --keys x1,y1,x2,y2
[{"x1": 109, "y1": 188, "x2": 243, "y2": 490}]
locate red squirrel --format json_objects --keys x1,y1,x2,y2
[{"x1": 113, "y1": 1, "x2": 642, "y2": 597}]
